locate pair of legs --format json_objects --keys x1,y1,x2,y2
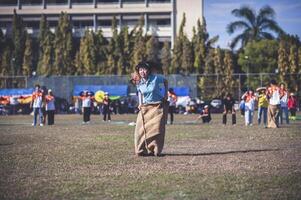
[
  {"x1": 47, "y1": 110, "x2": 55, "y2": 125},
  {"x1": 289, "y1": 108, "x2": 297, "y2": 120},
  {"x1": 223, "y1": 109, "x2": 236, "y2": 125},
  {"x1": 168, "y1": 106, "x2": 175, "y2": 124},
  {"x1": 33, "y1": 107, "x2": 43, "y2": 126},
  {"x1": 244, "y1": 108, "x2": 254, "y2": 126},
  {"x1": 83, "y1": 107, "x2": 91, "y2": 123},
  {"x1": 279, "y1": 107, "x2": 289, "y2": 124},
  {"x1": 103, "y1": 106, "x2": 111, "y2": 121},
  {"x1": 258, "y1": 106, "x2": 267, "y2": 127}
]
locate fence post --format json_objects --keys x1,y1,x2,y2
[{"x1": 238, "y1": 74, "x2": 241, "y2": 99}]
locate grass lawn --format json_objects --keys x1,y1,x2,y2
[{"x1": 0, "y1": 113, "x2": 301, "y2": 199}]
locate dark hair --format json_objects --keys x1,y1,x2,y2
[
  {"x1": 135, "y1": 61, "x2": 151, "y2": 72},
  {"x1": 35, "y1": 84, "x2": 40, "y2": 88},
  {"x1": 226, "y1": 93, "x2": 232, "y2": 98},
  {"x1": 168, "y1": 88, "x2": 174, "y2": 93},
  {"x1": 270, "y1": 79, "x2": 277, "y2": 85}
]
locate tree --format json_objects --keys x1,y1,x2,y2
[
  {"x1": 22, "y1": 33, "x2": 33, "y2": 76},
  {"x1": 1, "y1": 47, "x2": 11, "y2": 76},
  {"x1": 238, "y1": 39, "x2": 278, "y2": 73},
  {"x1": 223, "y1": 50, "x2": 235, "y2": 95},
  {"x1": 171, "y1": 13, "x2": 186, "y2": 74},
  {"x1": 146, "y1": 33, "x2": 160, "y2": 66},
  {"x1": 95, "y1": 30, "x2": 108, "y2": 75},
  {"x1": 12, "y1": 9, "x2": 26, "y2": 76},
  {"x1": 79, "y1": 30, "x2": 97, "y2": 75},
  {"x1": 278, "y1": 38, "x2": 289, "y2": 84},
  {"x1": 227, "y1": 5, "x2": 284, "y2": 49},
  {"x1": 37, "y1": 30, "x2": 54, "y2": 76},
  {"x1": 161, "y1": 41, "x2": 171, "y2": 75},
  {"x1": 213, "y1": 47, "x2": 225, "y2": 97},
  {"x1": 181, "y1": 37, "x2": 193, "y2": 74},
  {"x1": 53, "y1": 12, "x2": 73, "y2": 75},
  {"x1": 288, "y1": 45, "x2": 299, "y2": 92},
  {"x1": 131, "y1": 16, "x2": 146, "y2": 71}
]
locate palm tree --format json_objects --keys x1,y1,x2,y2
[{"x1": 227, "y1": 5, "x2": 284, "y2": 49}]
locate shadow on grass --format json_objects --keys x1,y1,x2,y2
[{"x1": 162, "y1": 148, "x2": 281, "y2": 157}]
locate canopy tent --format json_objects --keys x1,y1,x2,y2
[
  {"x1": 73, "y1": 85, "x2": 128, "y2": 96},
  {"x1": 0, "y1": 88, "x2": 34, "y2": 97}
]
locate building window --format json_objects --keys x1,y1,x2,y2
[
  {"x1": 73, "y1": 20, "x2": 93, "y2": 29},
  {"x1": 98, "y1": 0, "x2": 119, "y2": 3},
  {"x1": 46, "y1": 0, "x2": 68, "y2": 5},
  {"x1": 21, "y1": 0, "x2": 43, "y2": 5},
  {"x1": 72, "y1": 0, "x2": 93, "y2": 4},
  {"x1": 0, "y1": 0, "x2": 17, "y2": 6},
  {"x1": 98, "y1": 20, "x2": 112, "y2": 27},
  {"x1": 123, "y1": 0, "x2": 144, "y2": 3},
  {"x1": 149, "y1": 0, "x2": 170, "y2": 3},
  {"x1": 0, "y1": 21, "x2": 12, "y2": 29}
]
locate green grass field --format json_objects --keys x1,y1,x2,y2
[{"x1": 0, "y1": 113, "x2": 301, "y2": 199}]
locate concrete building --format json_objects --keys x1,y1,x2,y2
[{"x1": 0, "y1": 0, "x2": 203, "y2": 47}]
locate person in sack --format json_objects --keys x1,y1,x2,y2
[{"x1": 131, "y1": 61, "x2": 168, "y2": 156}]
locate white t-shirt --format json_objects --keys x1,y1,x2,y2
[
  {"x1": 82, "y1": 97, "x2": 92, "y2": 108},
  {"x1": 32, "y1": 92, "x2": 43, "y2": 108},
  {"x1": 269, "y1": 89, "x2": 280, "y2": 106}
]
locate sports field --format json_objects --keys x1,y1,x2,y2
[{"x1": 0, "y1": 113, "x2": 301, "y2": 199}]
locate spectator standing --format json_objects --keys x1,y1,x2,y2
[
  {"x1": 102, "y1": 92, "x2": 111, "y2": 122},
  {"x1": 266, "y1": 80, "x2": 281, "y2": 128},
  {"x1": 242, "y1": 90, "x2": 256, "y2": 126},
  {"x1": 288, "y1": 93, "x2": 297, "y2": 121},
  {"x1": 45, "y1": 89, "x2": 55, "y2": 125},
  {"x1": 31, "y1": 84, "x2": 44, "y2": 127},
  {"x1": 256, "y1": 88, "x2": 268, "y2": 128},
  {"x1": 279, "y1": 83, "x2": 289, "y2": 124},
  {"x1": 167, "y1": 88, "x2": 177, "y2": 124},
  {"x1": 222, "y1": 93, "x2": 236, "y2": 125}
]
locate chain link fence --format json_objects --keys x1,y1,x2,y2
[{"x1": 1, "y1": 73, "x2": 300, "y2": 102}]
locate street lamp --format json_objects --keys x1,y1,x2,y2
[{"x1": 244, "y1": 55, "x2": 249, "y2": 90}]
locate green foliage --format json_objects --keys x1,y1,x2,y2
[
  {"x1": 1, "y1": 47, "x2": 11, "y2": 76},
  {"x1": 22, "y1": 33, "x2": 33, "y2": 76},
  {"x1": 238, "y1": 40, "x2": 278, "y2": 73},
  {"x1": 79, "y1": 30, "x2": 97, "y2": 75},
  {"x1": 53, "y1": 12, "x2": 73, "y2": 75},
  {"x1": 227, "y1": 5, "x2": 284, "y2": 49},
  {"x1": 146, "y1": 33, "x2": 160, "y2": 66},
  {"x1": 12, "y1": 9, "x2": 26, "y2": 75},
  {"x1": 161, "y1": 41, "x2": 171, "y2": 75}
]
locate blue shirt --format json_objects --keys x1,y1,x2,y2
[{"x1": 137, "y1": 74, "x2": 165, "y2": 104}]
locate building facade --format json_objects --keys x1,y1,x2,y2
[{"x1": 0, "y1": 0, "x2": 203, "y2": 47}]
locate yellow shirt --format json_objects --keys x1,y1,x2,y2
[{"x1": 258, "y1": 94, "x2": 268, "y2": 108}]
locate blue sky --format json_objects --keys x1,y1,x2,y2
[{"x1": 204, "y1": 0, "x2": 301, "y2": 48}]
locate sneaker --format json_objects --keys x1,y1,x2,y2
[
  {"x1": 39, "y1": 123, "x2": 44, "y2": 127},
  {"x1": 108, "y1": 120, "x2": 111, "y2": 122},
  {"x1": 86, "y1": 121, "x2": 90, "y2": 124},
  {"x1": 31, "y1": 123, "x2": 35, "y2": 126}
]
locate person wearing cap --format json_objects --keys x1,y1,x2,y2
[
  {"x1": 196, "y1": 105, "x2": 211, "y2": 123},
  {"x1": 131, "y1": 61, "x2": 168, "y2": 156},
  {"x1": 102, "y1": 92, "x2": 111, "y2": 122},
  {"x1": 80, "y1": 90, "x2": 93, "y2": 124},
  {"x1": 241, "y1": 89, "x2": 256, "y2": 126},
  {"x1": 167, "y1": 88, "x2": 177, "y2": 124},
  {"x1": 222, "y1": 93, "x2": 236, "y2": 125},
  {"x1": 279, "y1": 83, "x2": 289, "y2": 124},
  {"x1": 266, "y1": 80, "x2": 281, "y2": 128},
  {"x1": 256, "y1": 88, "x2": 268, "y2": 128},
  {"x1": 45, "y1": 89, "x2": 55, "y2": 125},
  {"x1": 288, "y1": 92, "x2": 297, "y2": 120},
  {"x1": 30, "y1": 84, "x2": 44, "y2": 126}
]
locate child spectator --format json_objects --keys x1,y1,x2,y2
[
  {"x1": 256, "y1": 88, "x2": 268, "y2": 128},
  {"x1": 167, "y1": 88, "x2": 177, "y2": 124},
  {"x1": 102, "y1": 92, "x2": 111, "y2": 122},
  {"x1": 288, "y1": 93, "x2": 297, "y2": 121},
  {"x1": 45, "y1": 89, "x2": 55, "y2": 125},
  {"x1": 242, "y1": 90, "x2": 256, "y2": 126}
]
